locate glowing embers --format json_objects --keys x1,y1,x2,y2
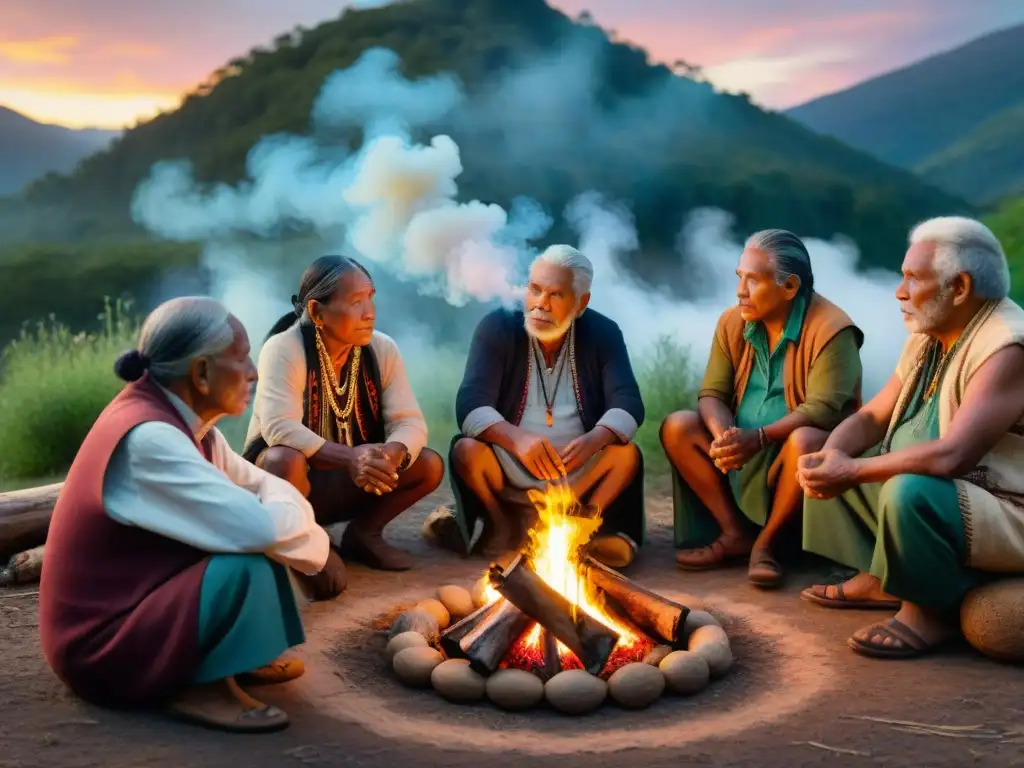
[{"x1": 386, "y1": 484, "x2": 734, "y2": 713}]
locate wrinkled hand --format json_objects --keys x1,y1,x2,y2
[
  {"x1": 345, "y1": 444, "x2": 399, "y2": 495},
  {"x1": 560, "y1": 428, "x2": 614, "y2": 474},
  {"x1": 708, "y1": 427, "x2": 762, "y2": 473},
  {"x1": 512, "y1": 431, "x2": 565, "y2": 481},
  {"x1": 797, "y1": 449, "x2": 858, "y2": 499}
]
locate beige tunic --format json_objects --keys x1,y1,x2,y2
[{"x1": 889, "y1": 298, "x2": 1024, "y2": 571}]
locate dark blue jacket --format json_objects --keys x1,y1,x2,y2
[{"x1": 455, "y1": 307, "x2": 645, "y2": 431}]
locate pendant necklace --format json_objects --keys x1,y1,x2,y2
[{"x1": 532, "y1": 334, "x2": 569, "y2": 428}]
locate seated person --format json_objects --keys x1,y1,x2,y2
[
  {"x1": 426, "y1": 245, "x2": 646, "y2": 567},
  {"x1": 39, "y1": 297, "x2": 330, "y2": 734},
  {"x1": 243, "y1": 255, "x2": 443, "y2": 597},
  {"x1": 799, "y1": 216, "x2": 1024, "y2": 659},
  {"x1": 661, "y1": 229, "x2": 863, "y2": 587}
]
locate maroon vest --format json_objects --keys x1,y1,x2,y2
[{"x1": 39, "y1": 375, "x2": 216, "y2": 707}]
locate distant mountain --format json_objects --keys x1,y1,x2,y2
[
  {"x1": 786, "y1": 23, "x2": 1024, "y2": 204},
  {"x1": 0, "y1": 106, "x2": 118, "y2": 196}
]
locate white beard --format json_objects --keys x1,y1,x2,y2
[
  {"x1": 903, "y1": 286, "x2": 953, "y2": 333},
  {"x1": 524, "y1": 306, "x2": 577, "y2": 343}
]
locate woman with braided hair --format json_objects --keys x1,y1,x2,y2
[{"x1": 244, "y1": 255, "x2": 443, "y2": 599}]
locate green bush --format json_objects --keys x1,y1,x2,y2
[
  {"x1": 0, "y1": 300, "x2": 137, "y2": 483},
  {"x1": 0, "y1": 307, "x2": 697, "y2": 487}
]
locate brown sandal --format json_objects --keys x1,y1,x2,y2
[
  {"x1": 801, "y1": 582, "x2": 901, "y2": 610},
  {"x1": 747, "y1": 550, "x2": 783, "y2": 588},
  {"x1": 675, "y1": 536, "x2": 752, "y2": 571},
  {"x1": 847, "y1": 618, "x2": 937, "y2": 659},
  {"x1": 237, "y1": 657, "x2": 305, "y2": 687}
]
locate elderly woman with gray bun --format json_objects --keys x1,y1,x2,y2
[{"x1": 39, "y1": 296, "x2": 330, "y2": 734}]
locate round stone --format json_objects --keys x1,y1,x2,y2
[
  {"x1": 659, "y1": 650, "x2": 710, "y2": 694},
  {"x1": 430, "y1": 659, "x2": 486, "y2": 702},
  {"x1": 544, "y1": 669, "x2": 608, "y2": 715},
  {"x1": 392, "y1": 646, "x2": 443, "y2": 688},
  {"x1": 961, "y1": 579, "x2": 1024, "y2": 662},
  {"x1": 385, "y1": 631, "x2": 428, "y2": 663},
  {"x1": 389, "y1": 609, "x2": 441, "y2": 644},
  {"x1": 437, "y1": 585, "x2": 476, "y2": 622},
  {"x1": 607, "y1": 662, "x2": 666, "y2": 710},
  {"x1": 642, "y1": 644, "x2": 673, "y2": 666},
  {"x1": 486, "y1": 669, "x2": 545, "y2": 711},
  {"x1": 415, "y1": 599, "x2": 451, "y2": 630},
  {"x1": 683, "y1": 610, "x2": 721, "y2": 638},
  {"x1": 688, "y1": 626, "x2": 733, "y2": 679},
  {"x1": 471, "y1": 576, "x2": 492, "y2": 609}
]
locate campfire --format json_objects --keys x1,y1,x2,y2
[{"x1": 386, "y1": 486, "x2": 735, "y2": 714}]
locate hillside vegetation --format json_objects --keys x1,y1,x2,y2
[{"x1": 787, "y1": 23, "x2": 1024, "y2": 204}]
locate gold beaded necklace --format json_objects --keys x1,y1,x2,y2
[{"x1": 314, "y1": 323, "x2": 361, "y2": 445}]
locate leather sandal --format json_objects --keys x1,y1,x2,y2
[
  {"x1": 237, "y1": 657, "x2": 305, "y2": 687},
  {"x1": 801, "y1": 582, "x2": 901, "y2": 610},
  {"x1": 847, "y1": 618, "x2": 937, "y2": 659},
  {"x1": 747, "y1": 550, "x2": 783, "y2": 588},
  {"x1": 675, "y1": 536, "x2": 753, "y2": 571}
]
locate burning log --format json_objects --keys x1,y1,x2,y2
[
  {"x1": 580, "y1": 553, "x2": 691, "y2": 648},
  {"x1": 440, "y1": 598, "x2": 504, "y2": 658},
  {"x1": 541, "y1": 628, "x2": 561, "y2": 680},
  {"x1": 0, "y1": 482, "x2": 62, "y2": 557},
  {"x1": 489, "y1": 554, "x2": 620, "y2": 675},
  {"x1": 457, "y1": 598, "x2": 533, "y2": 676}
]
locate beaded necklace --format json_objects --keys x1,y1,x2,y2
[{"x1": 314, "y1": 324, "x2": 361, "y2": 446}]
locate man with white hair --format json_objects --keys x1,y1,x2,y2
[
  {"x1": 663, "y1": 229, "x2": 864, "y2": 587},
  {"x1": 425, "y1": 244, "x2": 646, "y2": 566},
  {"x1": 799, "y1": 216, "x2": 1024, "y2": 660},
  {"x1": 39, "y1": 297, "x2": 330, "y2": 732}
]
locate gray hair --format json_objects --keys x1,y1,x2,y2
[
  {"x1": 745, "y1": 229, "x2": 814, "y2": 297},
  {"x1": 134, "y1": 297, "x2": 235, "y2": 385},
  {"x1": 533, "y1": 244, "x2": 594, "y2": 297},
  {"x1": 910, "y1": 216, "x2": 1009, "y2": 300}
]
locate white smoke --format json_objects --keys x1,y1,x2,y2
[{"x1": 131, "y1": 43, "x2": 908, "y2": 399}]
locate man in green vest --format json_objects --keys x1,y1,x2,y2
[
  {"x1": 799, "y1": 216, "x2": 1024, "y2": 660},
  {"x1": 661, "y1": 229, "x2": 864, "y2": 587}
]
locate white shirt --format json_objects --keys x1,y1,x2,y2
[{"x1": 101, "y1": 385, "x2": 330, "y2": 575}]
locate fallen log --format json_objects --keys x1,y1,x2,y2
[
  {"x1": 580, "y1": 553, "x2": 691, "y2": 648},
  {"x1": 458, "y1": 598, "x2": 533, "y2": 675},
  {"x1": 0, "y1": 482, "x2": 62, "y2": 557},
  {"x1": 489, "y1": 554, "x2": 619, "y2": 675}
]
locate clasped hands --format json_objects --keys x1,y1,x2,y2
[
  {"x1": 513, "y1": 427, "x2": 613, "y2": 480},
  {"x1": 796, "y1": 448, "x2": 859, "y2": 499},
  {"x1": 345, "y1": 443, "x2": 407, "y2": 495},
  {"x1": 708, "y1": 426, "x2": 762, "y2": 473}
]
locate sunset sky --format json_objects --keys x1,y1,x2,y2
[{"x1": 2, "y1": 0, "x2": 1022, "y2": 130}]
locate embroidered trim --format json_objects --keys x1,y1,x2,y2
[{"x1": 956, "y1": 480, "x2": 973, "y2": 566}]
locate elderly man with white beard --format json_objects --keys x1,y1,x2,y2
[
  {"x1": 798, "y1": 216, "x2": 1024, "y2": 660},
  {"x1": 424, "y1": 245, "x2": 646, "y2": 567}
]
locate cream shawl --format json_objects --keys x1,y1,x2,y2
[{"x1": 886, "y1": 298, "x2": 1024, "y2": 572}]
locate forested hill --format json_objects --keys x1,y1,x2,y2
[
  {"x1": 786, "y1": 23, "x2": 1024, "y2": 204},
  {"x1": 12, "y1": 0, "x2": 967, "y2": 269}
]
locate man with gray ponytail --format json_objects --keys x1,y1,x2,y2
[
  {"x1": 39, "y1": 297, "x2": 330, "y2": 733},
  {"x1": 662, "y1": 229, "x2": 864, "y2": 587}
]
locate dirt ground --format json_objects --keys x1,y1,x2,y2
[{"x1": 3, "y1": 490, "x2": 1024, "y2": 768}]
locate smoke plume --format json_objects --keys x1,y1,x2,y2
[{"x1": 131, "y1": 40, "x2": 906, "y2": 398}]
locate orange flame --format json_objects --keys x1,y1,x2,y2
[{"x1": 483, "y1": 483, "x2": 639, "y2": 658}]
